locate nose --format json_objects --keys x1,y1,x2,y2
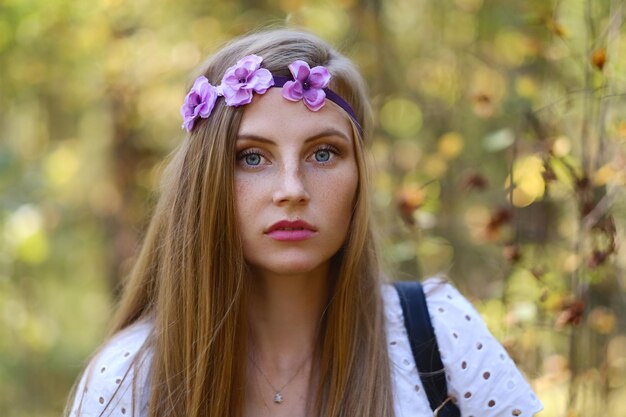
[{"x1": 272, "y1": 162, "x2": 310, "y2": 206}]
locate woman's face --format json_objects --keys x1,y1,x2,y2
[{"x1": 235, "y1": 88, "x2": 358, "y2": 277}]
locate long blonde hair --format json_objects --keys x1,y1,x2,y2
[{"x1": 77, "y1": 28, "x2": 393, "y2": 417}]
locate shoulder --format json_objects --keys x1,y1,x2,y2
[
  {"x1": 382, "y1": 278, "x2": 544, "y2": 417},
  {"x1": 69, "y1": 320, "x2": 153, "y2": 417},
  {"x1": 381, "y1": 277, "x2": 468, "y2": 332}
]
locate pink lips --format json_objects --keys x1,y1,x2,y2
[{"x1": 265, "y1": 220, "x2": 317, "y2": 241}]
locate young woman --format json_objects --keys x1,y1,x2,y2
[{"x1": 67, "y1": 29, "x2": 543, "y2": 417}]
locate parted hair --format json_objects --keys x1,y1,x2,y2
[{"x1": 69, "y1": 28, "x2": 393, "y2": 417}]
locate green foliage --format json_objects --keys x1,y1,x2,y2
[{"x1": 1, "y1": 0, "x2": 625, "y2": 416}]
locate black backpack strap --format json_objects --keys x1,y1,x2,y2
[{"x1": 393, "y1": 281, "x2": 460, "y2": 417}]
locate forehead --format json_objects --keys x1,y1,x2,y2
[{"x1": 238, "y1": 88, "x2": 354, "y2": 141}]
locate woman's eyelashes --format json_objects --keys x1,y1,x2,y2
[
  {"x1": 237, "y1": 148, "x2": 267, "y2": 167},
  {"x1": 236, "y1": 143, "x2": 342, "y2": 168},
  {"x1": 309, "y1": 144, "x2": 340, "y2": 164}
]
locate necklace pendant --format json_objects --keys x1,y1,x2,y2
[{"x1": 273, "y1": 392, "x2": 284, "y2": 404}]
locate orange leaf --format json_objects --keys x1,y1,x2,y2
[
  {"x1": 555, "y1": 298, "x2": 585, "y2": 328},
  {"x1": 544, "y1": 17, "x2": 568, "y2": 38},
  {"x1": 396, "y1": 188, "x2": 425, "y2": 226},
  {"x1": 485, "y1": 207, "x2": 512, "y2": 240},
  {"x1": 592, "y1": 48, "x2": 607, "y2": 71}
]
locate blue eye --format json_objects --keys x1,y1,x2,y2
[
  {"x1": 243, "y1": 153, "x2": 262, "y2": 166},
  {"x1": 314, "y1": 149, "x2": 331, "y2": 162}
]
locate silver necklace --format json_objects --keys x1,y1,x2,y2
[{"x1": 248, "y1": 352, "x2": 311, "y2": 404}]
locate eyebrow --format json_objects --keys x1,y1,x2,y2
[{"x1": 236, "y1": 128, "x2": 351, "y2": 144}]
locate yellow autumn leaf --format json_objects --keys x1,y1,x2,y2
[
  {"x1": 505, "y1": 155, "x2": 546, "y2": 207},
  {"x1": 594, "y1": 163, "x2": 616, "y2": 186},
  {"x1": 438, "y1": 132, "x2": 464, "y2": 160}
]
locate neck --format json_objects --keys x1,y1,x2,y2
[{"x1": 247, "y1": 263, "x2": 331, "y2": 369}]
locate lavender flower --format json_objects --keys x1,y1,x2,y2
[
  {"x1": 220, "y1": 55, "x2": 274, "y2": 106},
  {"x1": 180, "y1": 76, "x2": 218, "y2": 132},
  {"x1": 282, "y1": 60, "x2": 331, "y2": 111}
]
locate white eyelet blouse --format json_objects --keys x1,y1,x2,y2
[
  {"x1": 70, "y1": 278, "x2": 544, "y2": 416},
  {"x1": 383, "y1": 279, "x2": 543, "y2": 417}
]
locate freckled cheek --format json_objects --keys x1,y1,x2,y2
[
  {"x1": 321, "y1": 173, "x2": 358, "y2": 224},
  {"x1": 234, "y1": 179, "x2": 260, "y2": 224}
]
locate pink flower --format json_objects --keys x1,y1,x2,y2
[
  {"x1": 220, "y1": 55, "x2": 274, "y2": 106},
  {"x1": 282, "y1": 60, "x2": 331, "y2": 111},
  {"x1": 180, "y1": 76, "x2": 218, "y2": 132}
]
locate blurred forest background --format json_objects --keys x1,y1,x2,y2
[{"x1": 1, "y1": 0, "x2": 625, "y2": 415}]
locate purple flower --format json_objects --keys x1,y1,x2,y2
[
  {"x1": 282, "y1": 60, "x2": 331, "y2": 111},
  {"x1": 220, "y1": 54, "x2": 274, "y2": 106},
  {"x1": 180, "y1": 76, "x2": 219, "y2": 132}
]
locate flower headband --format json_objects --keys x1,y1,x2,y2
[{"x1": 180, "y1": 54, "x2": 362, "y2": 135}]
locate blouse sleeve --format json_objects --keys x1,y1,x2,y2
[
  {"x1": 69, "y1": 321, "x2": 152, "y2": 417},
  {"x1": 422, "y1": 278, "x2": 543, "y2": 417}
]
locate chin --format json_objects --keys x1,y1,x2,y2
[
  {"x1": 269, "y1": 264, "x2": 321, "y2": 276},
  {"x1": 250, "y1": 257, "x2": 331, "y2": 277}
]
